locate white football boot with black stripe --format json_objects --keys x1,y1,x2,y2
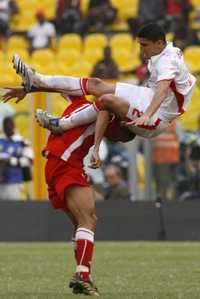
[
  {"x1": 35, "y1": 109, "x2": 63, "y2": 134},
  {"x1": 12, "y1": 54, "x2": 37, "y2": 91}
]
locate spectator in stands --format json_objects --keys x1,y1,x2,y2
[
  {"x1": 0, "y1": 0, "x2": 18, "y2": 49},
  {"x1": 167, "y1": 0, "x2": 193, "y2": 31},
  {"x1": 128, "y1": 0, "x2": 167, "y2": 37},
  {"x1": 91, "y1": 46, "x2": 119, "y2": 79},
  {"x1": 0, "y1": 102, "x2": 14, "y2": 131},
  {"x1": 0, "y1": 117, "x2": 34, "y2": 200},
  {"x1": 193, "y1": 7, "x2": 200, "y2": 29},
  {"x1": 103, "y1": 164, "x2": 129, "y2": 200},
  {"x1": 138, "y1": 0, "x2": 167, "y2": 26},
  {"x1": 56, "y1": 0, "x2": 82, "y2": 34},
  {"x1": 189, "y1": 8, "x2": 200, "y2": 46},
  {"x1": 179, "y1": 115, "x2": 200, "y2": 199},
  {"x1": 85, "y1": 0, "x2": 117, "y2": 32},
  {"x1": 27, "y1": 10, "x2": 56, "y2": 53},
  {"x1": 172, "y1": 17, "x2": 190, "y2": 50},
  {"x1": 152, "y1": 121, "x2": 180, "y2": 200},
  {"x1": 184, "y1": 139, "x2": 200, "y2": 198},
  {"x1": 105, "y1": 140, "x2": 129, "y2": 180}
]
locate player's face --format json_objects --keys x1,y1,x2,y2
[{"x1": 138, "y1": 38, "x2": 164, "y2": 61}]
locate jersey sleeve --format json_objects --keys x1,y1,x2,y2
[{"x1": 156, "y1": 56, "x2": 177, "y2": 82}]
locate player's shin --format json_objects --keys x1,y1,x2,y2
[
  {"x1": 32, "y1": 74, "x2": 89, "y2": 96},
  {"x1": 59, "y1": 104, "x2": 98, "y2": 130},
  {"x1": 75, "y1": 228, "x2": 94, "y2": 279}
]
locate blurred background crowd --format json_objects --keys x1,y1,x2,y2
[{"x1": 0, "y1": 0, "x2": 200, "y2": 202}]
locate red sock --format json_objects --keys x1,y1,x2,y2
[
  {"x1": 80, "y1": 78, "x2": 89, "y2": 95},
  {"x1": 75, "y1": 228, "x2": 94, "y2": 280}
]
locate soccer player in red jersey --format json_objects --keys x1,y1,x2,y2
[
  {"x1": 43, "y1": 96, "x2": 99, "y2": 295},
  {"x1": 1, "y1": 89, "x2": 134, "y2": 295}
]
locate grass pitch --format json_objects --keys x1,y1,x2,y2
[{"x1": 0, "y1": 242, "x2": 200, "y2": 299}]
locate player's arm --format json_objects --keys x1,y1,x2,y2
[
  {"x1": 133, "y1": 80, "x2": 172, "y2": 126},
  {"x1": 0, "y1": 86, "x2": 66, "y2": 104},
  {"x1": 90, "y1": 110, "x2": 110, "y2": 169}
]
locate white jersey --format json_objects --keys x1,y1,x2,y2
[
  {"x1": 28, "y1": 21, "x2": 56, "y2": 49},
  {"x1": 147, "y1": 42, "x2": 196, "y2": 121},
  {"x1": 114, "y1": 43, "x2": 196, "y2": 138}
]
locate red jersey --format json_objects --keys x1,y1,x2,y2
[
  {"x1": 44, "y1": 96, "x2": 123, "y2": 212},
  {"x1": 43, "y1": 97, "x2": 95, "y2": 169}
]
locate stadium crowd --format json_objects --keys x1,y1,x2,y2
[{"x1": 0, "y1": 0, "x2": 200, "y2": 201}]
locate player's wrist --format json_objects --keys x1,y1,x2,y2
[{"x1": 22, "y1": 83, "x2": 37, "y2": 93}]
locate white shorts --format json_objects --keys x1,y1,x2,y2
[{"x1": 115, "y1": 83, "x2": 170, "y2": 138}]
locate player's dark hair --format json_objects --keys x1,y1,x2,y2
[{"x1": 138, "y1": 23, "x2": 166, "y2": 43}]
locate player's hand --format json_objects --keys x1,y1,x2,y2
[
  {"x1": 89, "y1": 146, "x2": 102, "y2": 169},
  {"x1": 123, "y1": 114, "x2": 150, "y2": 127},
  {"x1": 0, "y1": 87, "x2": 27, "y2": 103}
]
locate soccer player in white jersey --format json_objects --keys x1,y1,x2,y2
[{"x1": 5, "y1": 23, "x2": 196, "y2": 142}]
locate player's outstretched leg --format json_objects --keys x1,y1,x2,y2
[
  {"x1": 35, "y1": 102, "x2": 98, "y2": 132},
  {"x1": 12, "y1": 54, "x2": 115, "y2": 96}
]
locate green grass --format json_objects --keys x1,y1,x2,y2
[{"x1": 0, "y1": 242, "x2": 200, "y2": 299}]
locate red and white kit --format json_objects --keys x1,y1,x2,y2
[
  {"x1": 44, "y1": 97, "x2": 95, "y2": 212},
  {"x1": 44, "y1": 96, "x2": 121, "y2": 212},
  {"x1": 115, "y1": 43, "x2": 196, "y2": 138}
]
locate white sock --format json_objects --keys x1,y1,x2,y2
[
  {"x1": 59, "y1": 104, "x2": 98, "y2": 130},
  {"x1": 76, "y1": 228, "x2": 94, "y2": 243},
  {"x1": 33, "y1": 74, "x2": 88, "y2": 96}
]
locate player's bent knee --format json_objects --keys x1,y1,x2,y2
[{"x1": 100, "y1": 94, "x2": 115, "y2": 109}]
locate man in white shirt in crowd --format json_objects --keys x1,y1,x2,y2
[
  {"x1": 27, "y1": 10, "x2": 56, "y2": 53},
  {"x1": 0, "y1": 0, "x2": 18, "y2": 48}
]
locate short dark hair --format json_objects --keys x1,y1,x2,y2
[{"x1": 138, "y1": 23, "x2": 166, "y2": 43}]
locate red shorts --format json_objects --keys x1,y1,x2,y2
[{"x1": 45, "y1": 155, "x2": 91, "y2": 212}]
